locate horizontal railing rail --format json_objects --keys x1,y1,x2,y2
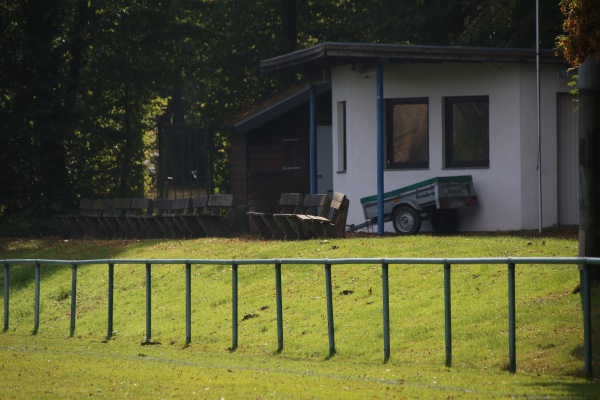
[{"x1": 2, "y1": 257, "x2": 596, "y2": 377}]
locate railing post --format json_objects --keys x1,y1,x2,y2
[
  {"x1": 580, "y1": 263, "x2": 593, "y2": 378},
  {"x1": 508, "y1": 262, "x2": 516, "y2": 373},
  {"x1": 275, "y1": 262, "x2": 283, "y2": 352},
  {"x1": 382, "y1": 262, "x2": 390, "y2": 362},
  {"x1": 33, "y1": 262, "x2": 40, "y2": 335},
  {"x1": 145, "y1": 263, "x2": 152, "y2": 343},
  {"x1": 444, "y1": 262, "x2": 452, "y2": 367},
  {"x1": 3, "y1": 262, "x2": 8, "y2": 331},
  {"x1": 231, "y1": 262, "x2": 238, "y2": 351},
  {"x1": 70, "y1": 263, "x2": 77, "y2": 337},
  {"x1": 107, "y1": 263, "x2": 114, "y2": 340},
  {"x1": 185, "y1": 263, "x2": 192, "y2": 346},
  {"x1": 324, "y1": 262, "x2": 336, "y2": 357}
]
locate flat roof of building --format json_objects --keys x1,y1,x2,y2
[{"x1": 261, "y1": 42, "x2": 565, "y2": 75}]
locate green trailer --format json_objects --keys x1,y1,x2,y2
[{"x1": 348, "y1": 175, "x2": 479, "y2": 235}]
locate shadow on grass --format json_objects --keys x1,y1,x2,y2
[
  {"x1": 526, "y1": 380, "x2": 600, "y2": 398},
  {"x1": 0, "y1": 237, "x2": 166, "y2": 291}
]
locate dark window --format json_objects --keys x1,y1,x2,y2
[
  {"x1": 444, "y1": 96, "x2": 489, "y2": 168},
  {"x1": 386, "y1": 98, "x2": 429, "y2": 169}
]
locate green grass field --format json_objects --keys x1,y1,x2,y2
[{"x1": 1, "y1": 232, "x2": 599, "y2": 399}]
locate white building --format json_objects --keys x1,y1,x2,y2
[{"x1": 261, "y1": 43, "x2": 576, "y2": 233}]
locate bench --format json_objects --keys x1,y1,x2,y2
[
  {"x1": 101, "y1": 198, "x2": 133, "y2": 239},
  {"x1": 55, "y1": 198, "x2": 94, "y2": 238},
  {"x1": 138, "y1": 198, "x2": 173, "y2": 238},
  {"x1": 247, "y1": 193, "x2": 304, "y2": 240},
  {"x1": 80, "y1": 199, "x2": 113, "y2": 238},
  {"x1": 123, "y1": 198, "x2": 154, "y2": 239},
  {"x1": 55, "y1": 195, "x2": 236, "y2": 239},
  {"x1": 296, "y1": 192, "x2": 349, "y2": 239},
  {"x1": 273, "y1": 194, "x2": 331, "y2": 240},
  {"x1": 196, "y1": 194, "x2": 235, "y2": 236},
  {"x1": 155, "y1": 197, "x2": 193, "y2": 238},
  {"x1": 179, "y1": 195, "x2": 209, "y2": 238}
]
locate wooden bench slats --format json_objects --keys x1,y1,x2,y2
[
  {"x1": 273, "y1": 194, "x2": 331, "y2": 240},
  {"x1": 248, "y1": 192, "x2": 349, "y2": 240},
  {"x1": 55, "y1": 198, "x2": 94, "y2": 238},
  {"x1": 247, "y1": 193, "x2": 304, "y2": 239},
  {"x1": 179, "y1": 195, "x2": 209, "y2": 237},
  {"x1": 299, "y1": 192, "x2": 349, "y2": 239},
  {"x1": 196, "y1": 194, "x2": 235, "y2": 236}
]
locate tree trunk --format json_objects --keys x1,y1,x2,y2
[
  {"x1": 578, "y1": 55, "x2": 600, "y2": 282},
  {"x1": 281, "y1": 0, "x2": 297, "y2": 53}
]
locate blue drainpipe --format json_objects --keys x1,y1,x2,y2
[
  {"x1": 376, "y1": 64, "x2": 384, "y2": 235},
  {"x1": 310, "y1": 83, "x2": 317, "y2": 194}
]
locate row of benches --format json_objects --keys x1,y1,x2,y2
[
  {"x1": 247, "y1": 192, "x2": 349, "y2": 240},
  {"x1": 56, "y1": 195, "x2": 235, "y2": 239}
]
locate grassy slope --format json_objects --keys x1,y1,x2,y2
[{"x1": 1, "y1": 233, "x2": 599, "y2": 399}]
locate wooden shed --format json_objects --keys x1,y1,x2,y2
[{"x1": 229, "y1": 83, "x2": 331, "y2": 231}]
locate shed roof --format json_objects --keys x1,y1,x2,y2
[
  {"x1": 232, "y1": 82, "x2": 330, "y2": 134},
  {"x1": 261, "y1": 42, "x2": 566, "y2": 75}
]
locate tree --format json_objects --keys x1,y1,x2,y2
[
  {"x1": 458, "y1": 0, "x2": 563, "y2": 48},
  {"x1": 557, "y1": 0, "x2": 600, "y2": 282},
  {"x1": 0, "y1": 0, "x2": 203, "y2": 235}
]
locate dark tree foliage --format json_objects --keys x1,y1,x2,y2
[
  {"x1": 457, "y1": 0, "x2": 564, "y2": 48},
  {"x1": 0, "y1": 0, "x2": 205, "y2": 234}
]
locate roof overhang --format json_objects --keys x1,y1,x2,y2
[
  {"x1": 261, "y1": 42, "x2": 566, "y2": 76},
  {"x1": 233, "y1": 82, "x2": 330, "y2": 134}
]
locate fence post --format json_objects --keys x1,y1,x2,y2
[
  {"x1": 70, "y1": 263, "x2": 77, "y2": 337},
  {"x1": 185, "y1": 263, "x2": 192, "y2": 346},
  {"x1": 33, "y1": 262, "x2": 40, "y2": 335},
  {"x1": 231, "y1": 262, "x2": 238, "y2": 351},
  {"x1": 580, "y1": 263, "x2": 593, "y2": 378},
  {"x1": 324, "y1": 262, "x2": 336, "y2": 357},
  {"x1": 382, "y1": 262, "x2": 390, "y2": 362},
  {"x1": 508, "y1": 262, "x2": 516, "y2": 373},
  {"x1": 145, "y1": 263, "x2": 152, "y2": 343},
  {"x1": 107, "y1": 263, "x2": 114, "y2": 340},
  {"x1": 3, "y1": 262, "x2": 8, "y2": 331},
  {"x1": 275, "y1": 262, "x2": 283, "y2": 352},
  {"x1": 444, "y1": 262, "x2": 452, "y2": 367}
]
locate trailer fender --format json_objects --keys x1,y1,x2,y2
[{"x1": 391, "y1": 201, "x2": 424, "y2": 215}]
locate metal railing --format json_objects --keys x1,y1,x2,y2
[{"x1": 2, "y1": 257, "x2": 596, "y2": 377}]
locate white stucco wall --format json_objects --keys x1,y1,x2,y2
[{"x1": 330, "y1": 61, "x2": 571, "y2": 232}]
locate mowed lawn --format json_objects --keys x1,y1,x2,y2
[{"x1": 1, "y1": 232, "x2": 599, "y2": 399}]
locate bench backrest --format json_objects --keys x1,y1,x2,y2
[
  {"x1": 128, "y1": 198, "x2": 153, "y2": 216},
  {"x1": 153, "y1": 198, "x2": 173, "y2": 216},
  {"x1": 106, "y1": 198, "x2": 132, "y2": 216},
  {"x1": 278, "y1": 193, "x2": 304, "y2": 213},
  {"x1": 325, "y1": 192, "x2": 349, "y2": 223},
  {"x1": 170, "y1": 198, "x2": 192, "y2": 215},
  {"x1": 192, "y1": 195, "x2": 209, "y2": 214},
  {"x1": 207, "y1": 194, "x2": 235, "y2": 219},
  {"x1": 90, "y1": 199, "x2": 112, "y2": 216},
  {"x1": 78, "y1": 199, "x2": 94, "y2": 213},
  {"x1": 298, "y1": 194, "x2": 331, "y2": 216}
]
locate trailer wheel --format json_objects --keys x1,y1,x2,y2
[
  {"x1": 430, "y1": 208, "x2": 460, "y2": 234},
  {"x1": 392, "y1": 206, "x2": 422, "y2": 235}
]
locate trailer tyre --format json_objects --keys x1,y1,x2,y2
[
  {"x1": 430, "y1": 208, "x2": 460, "y2": 234},
  {"x1": 392, "y1": 206, "x2": 422, "y2": 235}
]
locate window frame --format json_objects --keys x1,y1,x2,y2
[
  {"x1": 336, "y1": 101, "x2": 347, "y2": 173},
  {"x1": 385, "y1": 97, "x2": 430, "y2": 170},
  {"x1": 443, "y1": 95, "x2": 490, "y2": 169}
]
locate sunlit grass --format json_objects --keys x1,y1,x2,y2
[{"x1": 0, "y1": 232, "x2": 598, "y2": 398}]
